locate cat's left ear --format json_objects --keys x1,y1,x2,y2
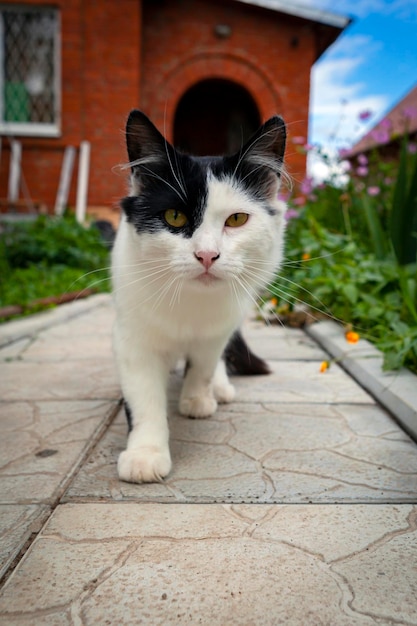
[
  {"x1": 238, "y1": 116, "x2": 286, "y2": 176},
  {"x1": 125, "y1": 109, "x2": 173, "y2": 168}
]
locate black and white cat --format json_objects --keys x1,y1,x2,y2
[{"x1": 112, "y1": 110, "x2": 287, "y2": 483}]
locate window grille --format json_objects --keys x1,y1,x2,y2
[{"x1": 0, "y1": 5, "x2": 60, "y2": 136}]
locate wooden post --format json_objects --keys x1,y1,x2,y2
[
  {"x1": 55, "y1": 146, "x2": 76, "y2": 216},
  {"x1": 75, "y1": 140, "x2": 90, "y2": 224},
  {"x1": 8, "y1": 140, "x2": 22, "y2": 202}
]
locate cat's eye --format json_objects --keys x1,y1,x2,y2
[
  {"x1": 225, "y1": 213, "x2": 249, "y2": 228},
  {"x1": 164, "y1": 209, "x2": 188, "y2": 228}
]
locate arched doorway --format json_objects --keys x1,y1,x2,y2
[{"x1": 173, "y1": 79, "x2": 261, "y2": 156}]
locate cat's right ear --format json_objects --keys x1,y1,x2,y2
[{"x1": 125, "y1": 110, "x2": 171, "y2": 169}]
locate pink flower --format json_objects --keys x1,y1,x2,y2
[
  {"x1": 367, "y1": 186, "x2": 380, "y2": 196},
  {"x1": 338, "y1": 147, "x2": 350, "y2": 159},
  {"x1": 291, "y1": 136, "x2": 306, "y2": 145},
  {"x1": 358, "y1": 110, "x2": 372, "y2": 121},
  {"x1": 402, "y1": 106, "x2": 417, "y2": 120},
  {"x1": 357, "y1": 153, "x2": 368, "y2": 166},
  {"x1": 284, "y1": 208, "x2": 299, "y2": 221},
  {"x1": 380, "y1": 118, "x2": 392, "y2": 130},
  {"x1": 356, "y1": 166, "x2": 369, "y2": 177},
  {"x1": 293, "y1": 196, "x2": 306, "y2": 207},
  {"x1": 300, "y1": 176, "x2": 314, "y2": 195},
  {"x1": 370, "y1": 128, "x2": 390, "y2": 144},
  {"x1": 408, "y1": 142, "x2": 417, "y2": 154}
]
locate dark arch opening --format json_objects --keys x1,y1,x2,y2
[{"x1": 173, "y1": 79, "x2": 261, "y2": 156}]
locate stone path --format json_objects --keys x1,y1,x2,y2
[{"x1": 0, "y1": 294, "x2": 416, "y2": 625}]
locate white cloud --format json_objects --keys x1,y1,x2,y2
[{"x1": 309, "y1": 35, "x2": 389, "y2": 150}]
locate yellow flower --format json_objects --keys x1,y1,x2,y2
[
  {"x1": 270, "y1": 297, "x2": 278, "y2": 306},
  {"x1": 302, "y1": 252, "x2": 311, "y2": 261},
  {"x1": 319, "y1": 360, "x2": 330, "y2": 373},
  {"x1": 345, "y1": 330, "x2": 360, "y2": 344}
]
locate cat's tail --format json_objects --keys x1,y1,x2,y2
[{"x1": 224, "y1": 330, "x2": 270, "y2": 376}]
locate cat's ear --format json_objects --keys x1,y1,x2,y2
[
  {"x1": 125, "y1": 109, "x2": 172, "y2": 168},
  {"x1": 238, "y1": 116, "x2": 286, "y2": 175}
]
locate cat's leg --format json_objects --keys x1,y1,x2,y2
[
  {"x1": 179, "y1": 342, "x2": 226, "y2": 418},
  {"x1": 212, "y1": 359, "x2": 236, "y2": 404},
  {"x1": 116, "y1": 341, "x2": 172, "y2": 483}
]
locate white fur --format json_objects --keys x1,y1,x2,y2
[{"x1": 112, "y1": 173, "x2": 286, "y2": 483}]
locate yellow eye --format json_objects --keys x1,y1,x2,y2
[
  {"x1": 164, "y1": 209, "x2": 188, "y2": 228},
  {"x1": 225, "y1": 213, "x2": 249, "y2": 228}
]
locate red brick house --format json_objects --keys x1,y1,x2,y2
[
  {"x1": 0, "y1": 0, "x2": 348, "y2": 219},
  {"x1": 348, "y1": 82, "x2": 417, "y2": 159}
]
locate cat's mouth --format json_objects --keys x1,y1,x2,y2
[{"x1": 195, "y1": 271, "x2": 220, "y2": 286}]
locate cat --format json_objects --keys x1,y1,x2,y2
[{"x1": 111, "y1": 109, "x2": 287, "y2": 483}]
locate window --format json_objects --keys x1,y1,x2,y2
[{"x1": 0, "y1": 5, "x2": 60, "y2": 136}]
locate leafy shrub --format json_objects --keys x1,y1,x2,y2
[
  {"x1": 268, "y1": 116, "x2": 417, "y2": 375},
  {"x1": 0, "y1": 215, "x2": 111, "y2": 315}
]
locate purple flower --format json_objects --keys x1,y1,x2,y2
[
  {"x1": 380, "y1": 118, "x2": 392, "y2": 130},
  {"x1": 402, "y1": 106, "x2": 417, "y2": 120},
  {"x1": 293, "y1": 197, "x2": 306, "y2": 207},
  {"x1": 338, "y1": 147, "x2": 350, "y2": 159},
  {"x1": 284, "y1": 208, "x2": 299, "y2": 221},
  {"x1": 357, "y1": 153, "x2": 368, "y2": 166},
  {"x1": 408, "y1": 142, "x2": 417, "y2": 154},
  {"x1": 370, "y1": 128, "x2": 390, "y2": 144},
  {"x1": 300, "y1": 176, "x2": 314, "y2": 195},
  {"x1": 358, "y1": 110, "x2": 372, "y2": 122},
  {"x1": 367, "y1": 186, "x2": 380, "y2": 196},
  {"x1": 356, "y1": 166, "x2": 369, "y2": 177}
]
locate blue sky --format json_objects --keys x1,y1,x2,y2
[{"x1": 300, "y1": 0, "x2": 417, "y2": 162}]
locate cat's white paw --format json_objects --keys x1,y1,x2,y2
[
  {"x1": 179, "y1": 395, "x2": 218, "y2": 418},
  {"x1": 118, "y1": 447, "x2": 172, "y2": 483},
  {"x1": 214, "y1": 382, "x2": 235, "y2": 403}
]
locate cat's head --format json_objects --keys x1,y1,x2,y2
[{"x1": 120, "y1": 110, "x2": 288, "y2": 296}]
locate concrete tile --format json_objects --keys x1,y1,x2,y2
[
  {"x1": 333, "y1": 529, "x2": 417, "y2": 624},
  {"x1": 0, "y1": 294, "x2": 111, "y2": 348},
  {"x1": 19, "y1": 333, "x2": 113, "y2": 362},
  {"x1": 0, "y1": 338, "x2": 32, "y2": 362},
  {"x1": 0, "y1": 360, "x2": 120, "y2": 401},
  {"x1": 0, "y1": 400, "x2": 119, "y2": 504},
  {"x1": 233, "y1": 361, "x2": 375, "y2": 404},
  {"x1": 65, "y1": 399, "x2": 417, "y2": 504},
  {"x1": 308, "y1": 320, "x2": 417, "y2": 440},
  {"x1": 0, "y1": 503, "x2": 415, "y2": 625},
  {"x1": 0, "y1": 505, "x2": 50, "y2": 580},
  {"x1": 242, "y1": 320, "x2": 327, "y2": 360}
]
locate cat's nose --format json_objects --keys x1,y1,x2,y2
[{"x1": 194, "y1": 250, "x2": 220, "y2": 270}]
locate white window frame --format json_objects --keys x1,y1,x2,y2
[{"x1": 0, "y1": 4, "x2": 61, "y2": 137}]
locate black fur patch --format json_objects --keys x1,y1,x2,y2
[
  {"x1": 224, "y1": 330, "x2": 270, "y2": 376},
  {"x1": 122, "y1": 154, "x2": 209, "y2": 238}
]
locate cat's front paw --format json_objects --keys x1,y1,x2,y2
[
  {"x1": 118, "y1": 447, "x2": 172, "y2": 483},
  {"x1": 179, "y1": 394, "x2": 217, "y2": 419}
]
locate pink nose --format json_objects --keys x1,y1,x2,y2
[{"x1": 194, "y1": 250, "x2": 220, "y2": 270}]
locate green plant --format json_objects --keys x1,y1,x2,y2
[{"x1": 0, "y1": 215, "x2": 111, "y2": 317}]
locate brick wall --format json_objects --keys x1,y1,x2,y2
[
  {"x1": 1, "y1": 0, "x2": 141, "y2": 212},
  {"x1": 1, "y1": 0, "x2": 317, "y2": 211},
  {"x1": 141, "y1": 0, "x2": 316, "y2": 183}
]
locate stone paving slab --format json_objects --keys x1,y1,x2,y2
[
  {"x1": 308, "y1": 320, "x2": 417, "y2": 440},
  {"x1": 64, "y1": 399, "x2": 417, "y2": 504},
  {"x1": 0, "y1": 505, "x2": 50, "y2": 581},
  {"x1": 1, "y1": 295, "x2": 417, "y2": 625},
  {"x1": 0, "y1": 503, "x2": 415, "y2": 625},
  {"x1": 0, "y1": 400, "x2": 119, "y2": 505}
]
